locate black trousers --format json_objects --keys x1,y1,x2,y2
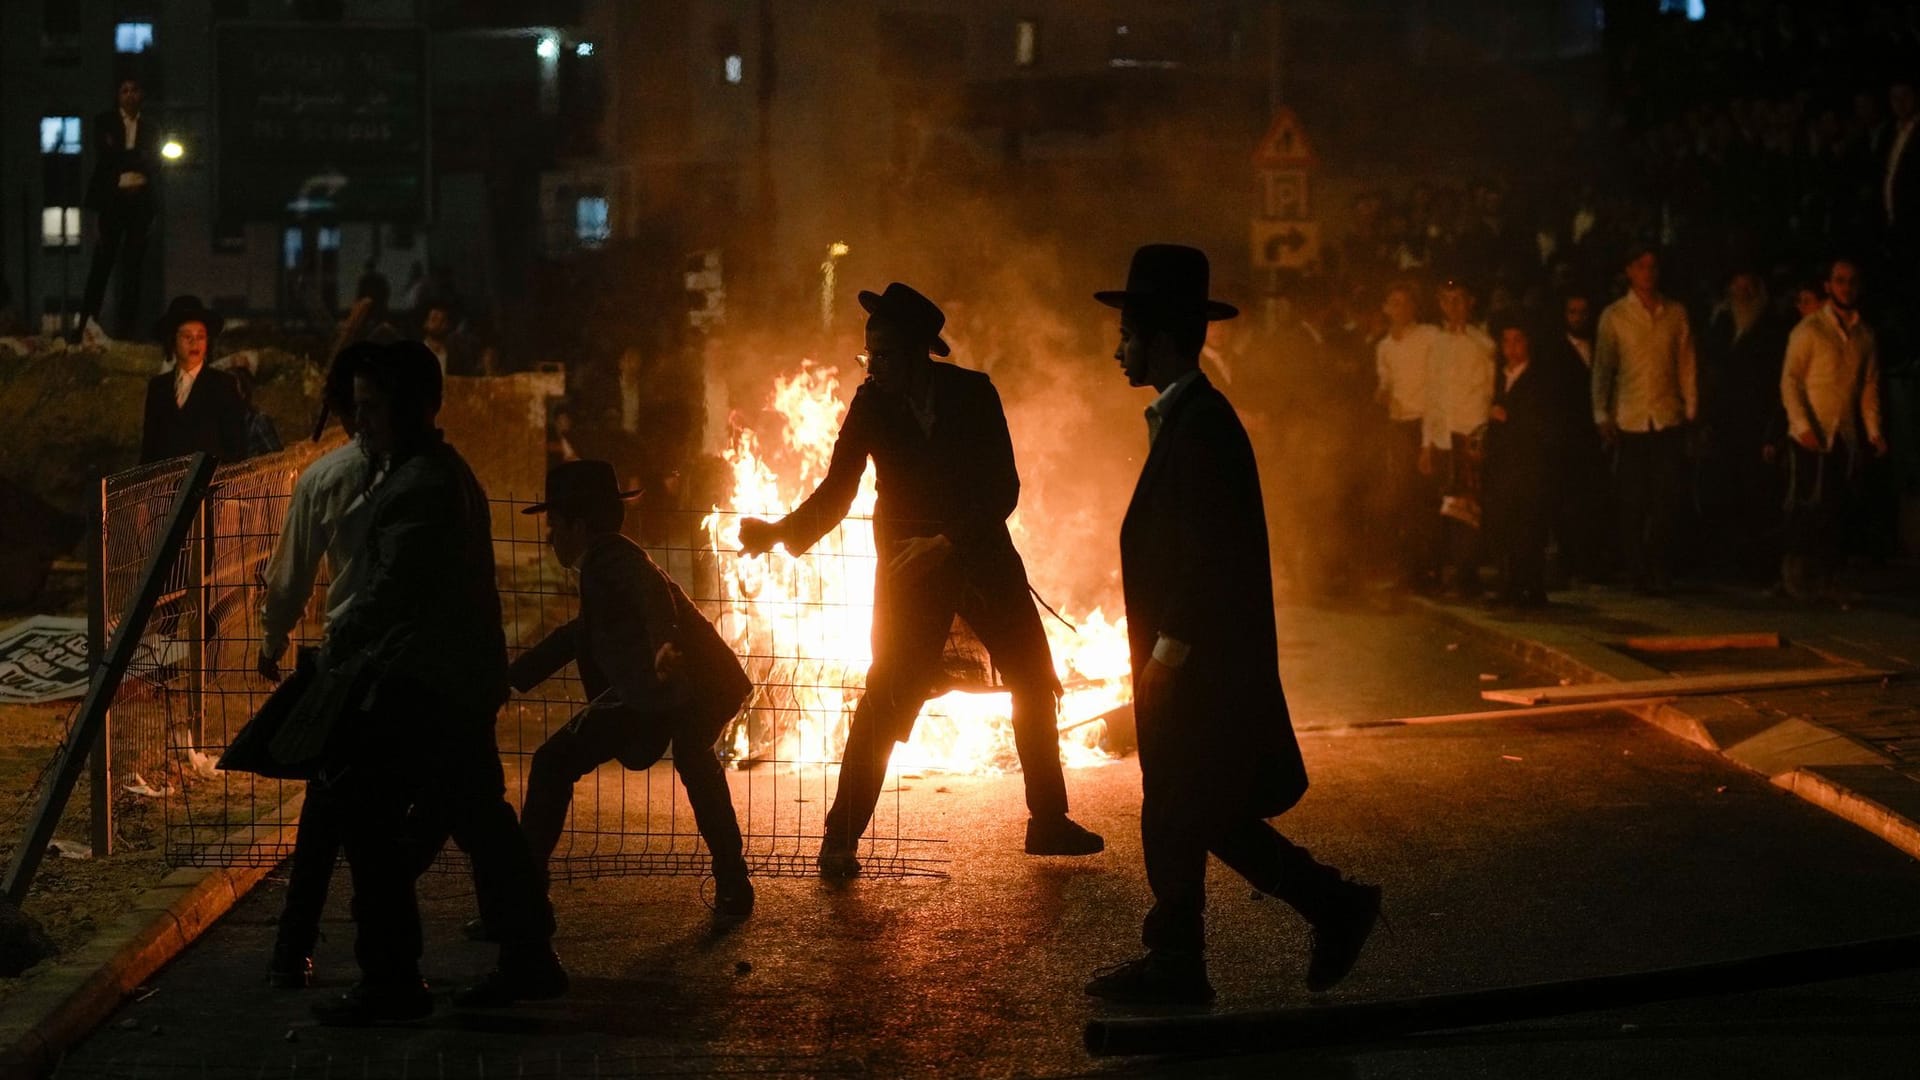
[
  {"x1": 1615, "y1": 427, "x2": 1688, "y2": 587},
  {"x1": 81, "y1": 194, "x2": 153, "y2": 335},
  {"x1": 1784, "y1": 442, "x2": 1859, "y2": 569},
  {"x1": 317, "y1": 681, "x2": 554, "y2": 985},
  {"x1": 274, "y1": 793, "x2": 450, "y2": 959},
  {"x1": 1140, "y1": 790, "x2": 1342, "y2": 955},
  {"x1": 1389, "y1": 420, "x2": 1441, "y2": 584},
  {"x1": 824, "y1": 571, "x2": 1067, "y2": 848},
  {"x1": 521, "y1": 696, "x2": 746, "y2": 884}
]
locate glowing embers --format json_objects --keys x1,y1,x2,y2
[{"x1": 703, "y1": 361, "x2": 1129, "y2": 776}]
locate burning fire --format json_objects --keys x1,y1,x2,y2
[{"x1": 703, "y1": 360, "x2": 1128, "y2": 776}]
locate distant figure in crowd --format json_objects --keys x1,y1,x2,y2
[
  {"x1": 398, "y1": 262, "x2": 426, "y2": 318},
  {"x1": 354, "y1": 259, "x2": 391, "y2": 328},
  {"x1": 1554, "y1": 292, "x2": 1609, "y2": 583},
  {"x1": 1086, "y1": 244, "x2": 1379, "y2": 1005},
  {"x1": 504, "y1": 461, "x2": 756, "y2": 929},
  {"x1": 309, "y1": 342, "x2": 565, "y2": 1025},
  {"x1": 73, "y1": 78, "x2": 157, "y2": 344},
  {"x1": 420, "y1": 300, "x2": 464, "y2": 376},
  {"x1": 1420, "y1": 279, "x2": 1496, "y2": 597},
  {"x1": 232, "y1": 367, "x2": 283, "y2": 459},
  {"x1": 1700, "y1": 270, "x2": 1790, "y2": 579},
  {"x1": 1484, "y1": 320, "x2": 1570, "y2": 607},
  {"x1": 1780, "y1": 258, "x2": 1887, "y2": 598},
  {"x1": 1592, "y1": 245, "x2": 1696, "y2": 594},
  {"x1": 1374, "y1": 281, "x2": 1440, "y2": 589},
  {"x1": 738, "y1": 282, "x2": 1104, "y2": 877},
  {"x1": 255, "y1": 343, "x2": 383, "y2": 990},
  {"x1": 139, "y1": 296, "x2": 248, "y2": 464}
]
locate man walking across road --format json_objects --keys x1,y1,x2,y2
[
  {"x1": 1592, "y1": 244, "x2": 1697, "y2": 594},
  {"x1": 1086, "y1": 244, "x2": 1380, "y2": 1005},
  {"x1": 508, "y1": 460, "x2": 756, "y2": 928},
  {"x1": 738, "y1": 282, "x2": 1103, "y2": 877},
  {"x1": 1780, "y1": 258, "x2": 1887, "y2": 597}
]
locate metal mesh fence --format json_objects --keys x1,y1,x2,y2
[{"x1": 95, "y1": 449, "x2": 947, "y2": 880}]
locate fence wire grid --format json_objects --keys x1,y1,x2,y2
[{"x1": 90, "y1": 445, "x2": 950, "y2": 881}]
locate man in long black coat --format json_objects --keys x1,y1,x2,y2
[
  {"x1": 1086, "y1": 245, "x2": 1381, "y2": 1005},
  {"x1": 75, "y1": 77, "x2": 158, "y2": 342},
  {"x1": 739, "y1": 282, "x2": 1103, "y2": 876},
  {"x1": 139, "y1": 296, "x2": 248, "y2": 465}
]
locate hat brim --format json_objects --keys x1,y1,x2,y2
[
  {"x1": 1093, "y1": 290, "x2": 1239, "y2": 321},
  {"x1": 857, "y1": 290, "x2": 951, "y2": 356},
  {"x1": 520, "y1": 488, "x2": 645, "y2": 515}
]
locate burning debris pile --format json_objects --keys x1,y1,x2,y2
[{"x1": 703, "y1": 360, "x2": 1129, "y2": 776}]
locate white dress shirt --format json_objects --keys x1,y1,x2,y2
[
  {"x1": 1782, "y1": 303, "x2": 1883, "y2": 452},
  {"x1": 1376, "y1": 322, "x2": 1438, "y2": 422},
  {"x1": 173, "y1": 363, "x2": 200, "y2": 408},
  {"x1": 1591, "y1": 292, "x2": 1697, "y2": 432},
  {"x1": 1567, "y1": 333, "x2": 1594, "y2": 368},
  {"x1": 258, "y1": 440, "x2": 380, "y2": 662},
  {"x1": 1422, "y1": 324, "x2": 1496, "y2": 449},
  {"x1": 118, "y1": 110, "x2": 146, "y2": 190}
]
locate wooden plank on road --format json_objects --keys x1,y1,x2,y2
[
  {"x1": 1624, "y1": 631, "x2": 1782, "y2": 652},
  {"x1": 1482, "y1": 666, "x2": 1897, "y2": 706}
]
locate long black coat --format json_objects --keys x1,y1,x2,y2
[
  {"x1": 86, "y1": 108, "x2": 158, "y2": 212},
  {"x1": 511, "y1": 533, "x2": 751, "y2": 717},
  {"x1": 139, "y1": 367, "x2": 249, "y2": 464},
  {"x1": 1120, "y1": 374, "x2": 1307, "y2": 820}
]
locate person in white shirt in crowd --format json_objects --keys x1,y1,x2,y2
[
  {"x1": 1780, "y1": 258, "x2": 1887, "y2": 598},
  {"x1": 1419, "y1": 279, "x2": 1496, "y2": 598},
  {"x1": 1374, "y1": 281, "x2": 1441, "y2": 589},
  {"x1": 1592, "y1": 244, "x2": 1697, "y2": 595},
  {"x1": 254, "y1": 342, "x2": 385, "y2": 991}
]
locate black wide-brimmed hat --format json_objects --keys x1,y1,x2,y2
[
  {"x1": 153, "y1": 295, "x2": 226, "y2": 344},
  {"x1": 857, "y1": 282, "x2": 951, "y2": 356},
  {"x1": 1094, "y1": 244, "x2": 1239, "y2": 321},
  {"x1": 521, "y1": 459, "x2": 644, "y2": 516}
]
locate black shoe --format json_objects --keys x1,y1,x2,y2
[
  {"x1": 1307, "y1": 882, "x2": 1383, "y2": 992},
  {"x1": 817, "y1": 841, "x2": 861, "y2": 879},
  {"x1": 1084, "y1": 951, "x2": 1214, "y2": 1005},
  {"x1": 310, "y1": 980, "x2": 433, "y2": 1026},
  {"x1": 462, "y1": 917, "x2": 498, "y2": 943},
  {"x1": 712, "y1": 876, "x2": 755, "y2": 930},
  {"x1": 451, "y1": 952, "x2": 569, "y2": 1009},
  {"x1": 1025, "y1": 815, "x2": 1105, "y2": 856},
  {"x1": 267, "y1": 944, "x2": 313, "y2": 989}
]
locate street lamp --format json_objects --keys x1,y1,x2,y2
[
  {"x1": 575, "y1": 41, "x2": 594, "y2": 57},
  {"x1": 536, "y1": 35, "x2": 560, "y2": 60},
  {"x1": 160, "y1": 139, "x2": 184, "y2": 162}
]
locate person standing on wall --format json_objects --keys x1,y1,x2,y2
[{"x1": 73, "y1": 77, "x2": 158, "y2": 345}]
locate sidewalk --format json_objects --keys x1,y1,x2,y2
[{"x1": 1416, "y1": 571, "x2": 1920, "y2": 861}]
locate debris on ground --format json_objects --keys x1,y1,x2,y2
[
  {"x1": 48, "y1": 839, "x2": 91, "y2": 860},
  {"x1": 123, "y1": 774, "x2": 169, "y2": 798}
]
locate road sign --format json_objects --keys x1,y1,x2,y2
[
  {"x1": 1262, "y1": 169, "x2": 1310, "y2": 221},
  {"x1": 1252, "y1": 107, "x2": 1316, "y2": 169},
  {"x1": 1251, "y1": 220, "x2": 1321, "y2": 270}
]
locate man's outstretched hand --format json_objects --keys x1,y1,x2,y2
[
  {"x1": 738, "y1": 518, "x2": 780, "y2": 555},
  {"x1": 256, "y1": 651, "x2": 282, "y2": 683}
]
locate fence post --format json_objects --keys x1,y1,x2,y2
[
  {"x1": 186, "y1": 498, "x2": 209, "y2": 748},
  {"x1": 86, "y1": 490, "x2": 111, "y2": 857}
]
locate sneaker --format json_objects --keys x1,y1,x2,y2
[
  {"x1": 712, "y1": 876, "x2": 755, "y2": 931},
  {"x1": 1025, "y1": 815, "x2": 1105, "y2": 856},
  {"x1": 817, "y1": 840, "x2": 861, "y2": 880},
  {"x1": 310, "y1": 980, "x2": 434, "y2": 1026},
  {"x1": 1306, "y1": 882, "x2": 1383, "y2": 992},
  {"x1": 451, "y1": 951, "x2": 570, "y2": 1009},
  {"x1": 1084, "y1": 951, "x2": 1214, "y2": 1005},
  {"x1": 267, "y1": 944, "x2": 313, "y2": 990}
]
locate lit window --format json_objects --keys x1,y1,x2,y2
[
  {"x1": 575, "y1": 41, "x2": 594, "y2": 57},
  {"x1": 40, "y1": 116, "x2": 81, "y2": 154},
  {"x1": 576, "y1": 196, "x2": 610, "y2": 248},
  {"x1": 41, "y1": 207, "x2": 82, "y2": 247},
  {"x1": 282, "y1": 227, "x2": 305, "y2": 269},
  {"x1": 115, "y1": 22, "x2": 154, "y2": 53},
  {"x1": 1658, "y1": 0, "x2": 1705, "y2": 18},
  {"x1": 724, "y1": 54, "x2": 744, "y2": 84},
  {"x1": 1015, "y1": 19, "x2": 1037, "y2": 67},
  {"x1": 318, "y1": 226, "x2": 342, "y2": 251}
]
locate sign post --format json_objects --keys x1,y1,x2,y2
[{"x1": 1249, "y1": 107, "x2": 1320, "y2": 308}]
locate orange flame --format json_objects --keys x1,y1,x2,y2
[{"x1": 703, "y1": 361, "x2": 1127, "y2": 775}]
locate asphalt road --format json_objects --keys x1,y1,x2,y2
[{"x1": 51, "y1": 603, "x2": 1920, "y2": 1078}]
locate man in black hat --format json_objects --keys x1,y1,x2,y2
[
  {"x1": 507, "y1": 460, "x2": 756, "y2": 927},
  {"x1": 310, "y1": 340, "x2": 565, "y2": 1024},
  {"x1": 738, "y1": 282, "x2": 1104, "y2": 876},
  {"x1": 1087, "y1": 244, "x2": 1380, "y2": 1004},
  {"x1": 139, "y1": 296, "x2": 249, "y2": 464}
]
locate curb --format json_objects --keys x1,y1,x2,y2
[
  {"x1": 1412, "y1": 597, "x2": 1920, "y2": 862},
  {"x1": 0, "y1": 795, "x2": 302, "y2": 1079}
]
